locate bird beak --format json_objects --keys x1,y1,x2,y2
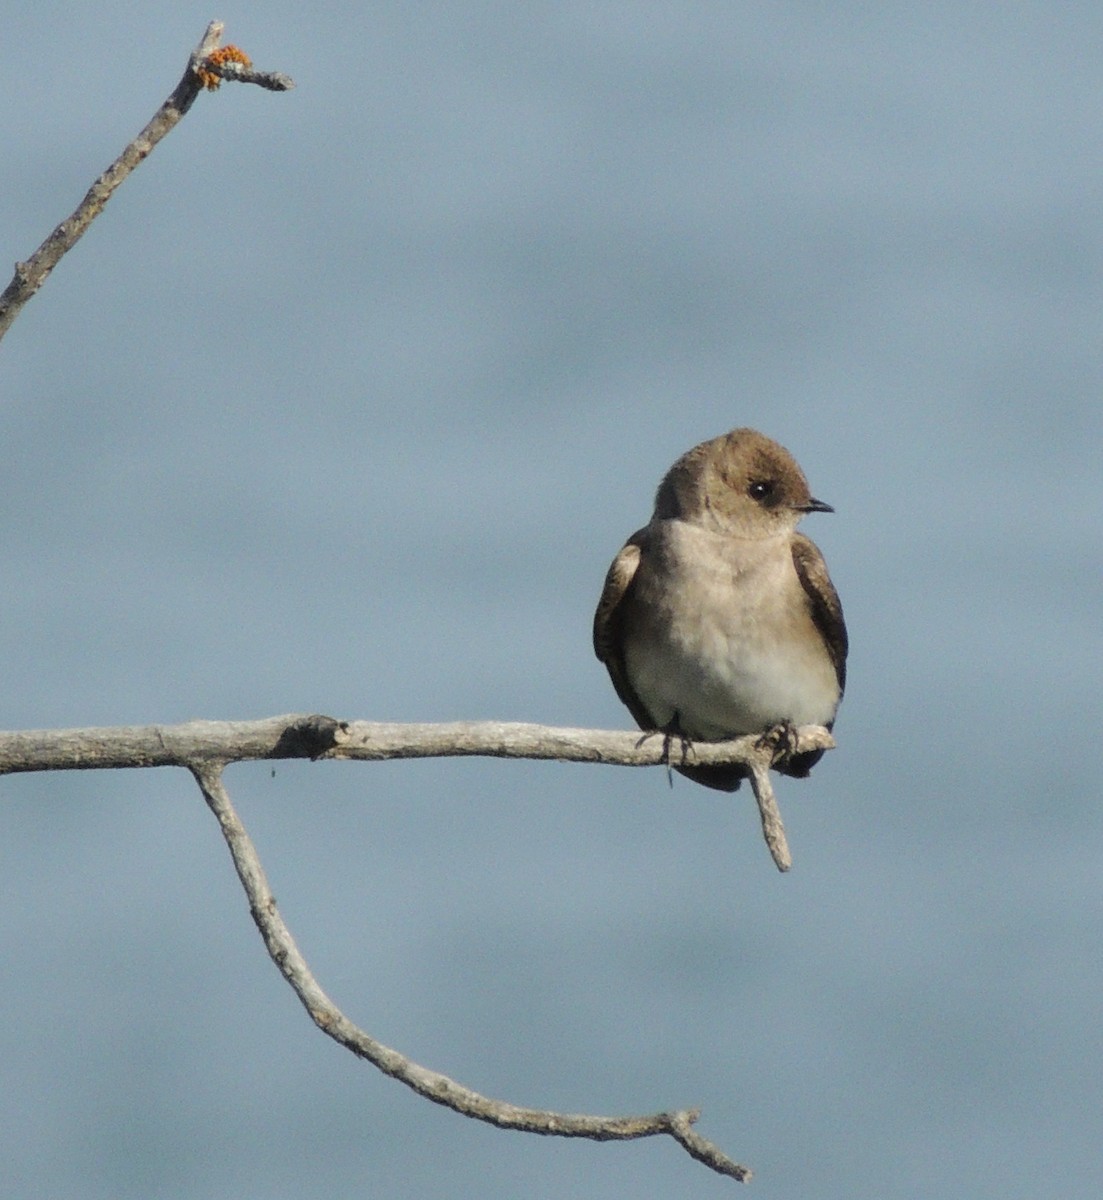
[{"x1": 800, "y1": 497, "x2": 834, "y2": 514}]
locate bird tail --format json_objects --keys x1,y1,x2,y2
[{"x1": 673, "y1": 763, "x2": 747, "y2": 792}]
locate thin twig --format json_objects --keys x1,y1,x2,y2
[
  {"x1": 0, "y1": 20, "x2": 293, "y2": 343},
  {"x1": 748, "y1": 759, "x2": 791, "y2": 871},
  {"x1": 190, "y1": 760, "x2": 753, "y2": 1182},
  {"x1": 200, "y1": 57, "x2": 295, "y2": 91}
]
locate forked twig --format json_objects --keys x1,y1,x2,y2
[{"x1": 0, "y1": 20, "x2": 293, "y2": 342}]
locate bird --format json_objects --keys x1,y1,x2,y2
[{"x1": 593, "y1": 427, "x2": 847, "y2": 791}]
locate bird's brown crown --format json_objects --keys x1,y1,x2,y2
[{"x1": 653, "y1": 427, "x2": 823, "y2": 537}]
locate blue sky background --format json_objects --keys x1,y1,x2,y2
[{"x1": 1, "y1": 4, "x2": 1100, "y2": 1198}]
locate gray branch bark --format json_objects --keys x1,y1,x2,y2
[{"x1": 0, "y1": 713, "x2": 837, "y2": 1183}]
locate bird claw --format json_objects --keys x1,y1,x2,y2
[
  {"x1": 636, "y1": 720, "x2": 696, "y2": 769},
  {"x1": 755, "y1": 720, "x2": 800, "y2": 766}
]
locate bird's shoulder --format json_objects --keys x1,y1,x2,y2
[{"x1": 592, "y1": 526, "x2": 651, "y2": 664}]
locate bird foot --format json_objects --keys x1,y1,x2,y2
[
  {"x1": 755, "y1": 720, "x2": 801, "y2": 766},
  {"x1": 636, "y1": 726, "x2": 695, "y2": 767}
]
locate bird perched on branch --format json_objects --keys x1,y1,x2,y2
[{"x1": 593, "y1": 427, "x2": 847, "y2": 791}]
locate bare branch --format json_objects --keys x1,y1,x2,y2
[
  {"x1": 190, "y1": 760, "x2": 753, "y2": 1182},
  {"x1": 0, "y1": 715, "x2": 833, "y2": 870},
  {"x1": 1, "y1": 713, "x2": 836, "y2": 1177},
  {"x1": 0, "y1": 20, "x2": 294, "y2": 343}
]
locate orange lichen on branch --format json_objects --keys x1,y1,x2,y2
[{"x1": 195, "y1": 45, "x2": 253, "y2": 91}]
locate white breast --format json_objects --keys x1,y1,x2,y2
[{"x1": 622, "y1": 520, "x2": 839, "y2": 739}]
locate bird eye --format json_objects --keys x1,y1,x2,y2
[{"x1": 747, "y1": 480, "x2": 775, "y2": 503}]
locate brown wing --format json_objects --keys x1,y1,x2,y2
[
  {"x1": 791, "y1": 533, "x2": 848, "y2": 696},
  {"x1": 592, "y1": 528, "x2": 660, "y2": 731}
]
